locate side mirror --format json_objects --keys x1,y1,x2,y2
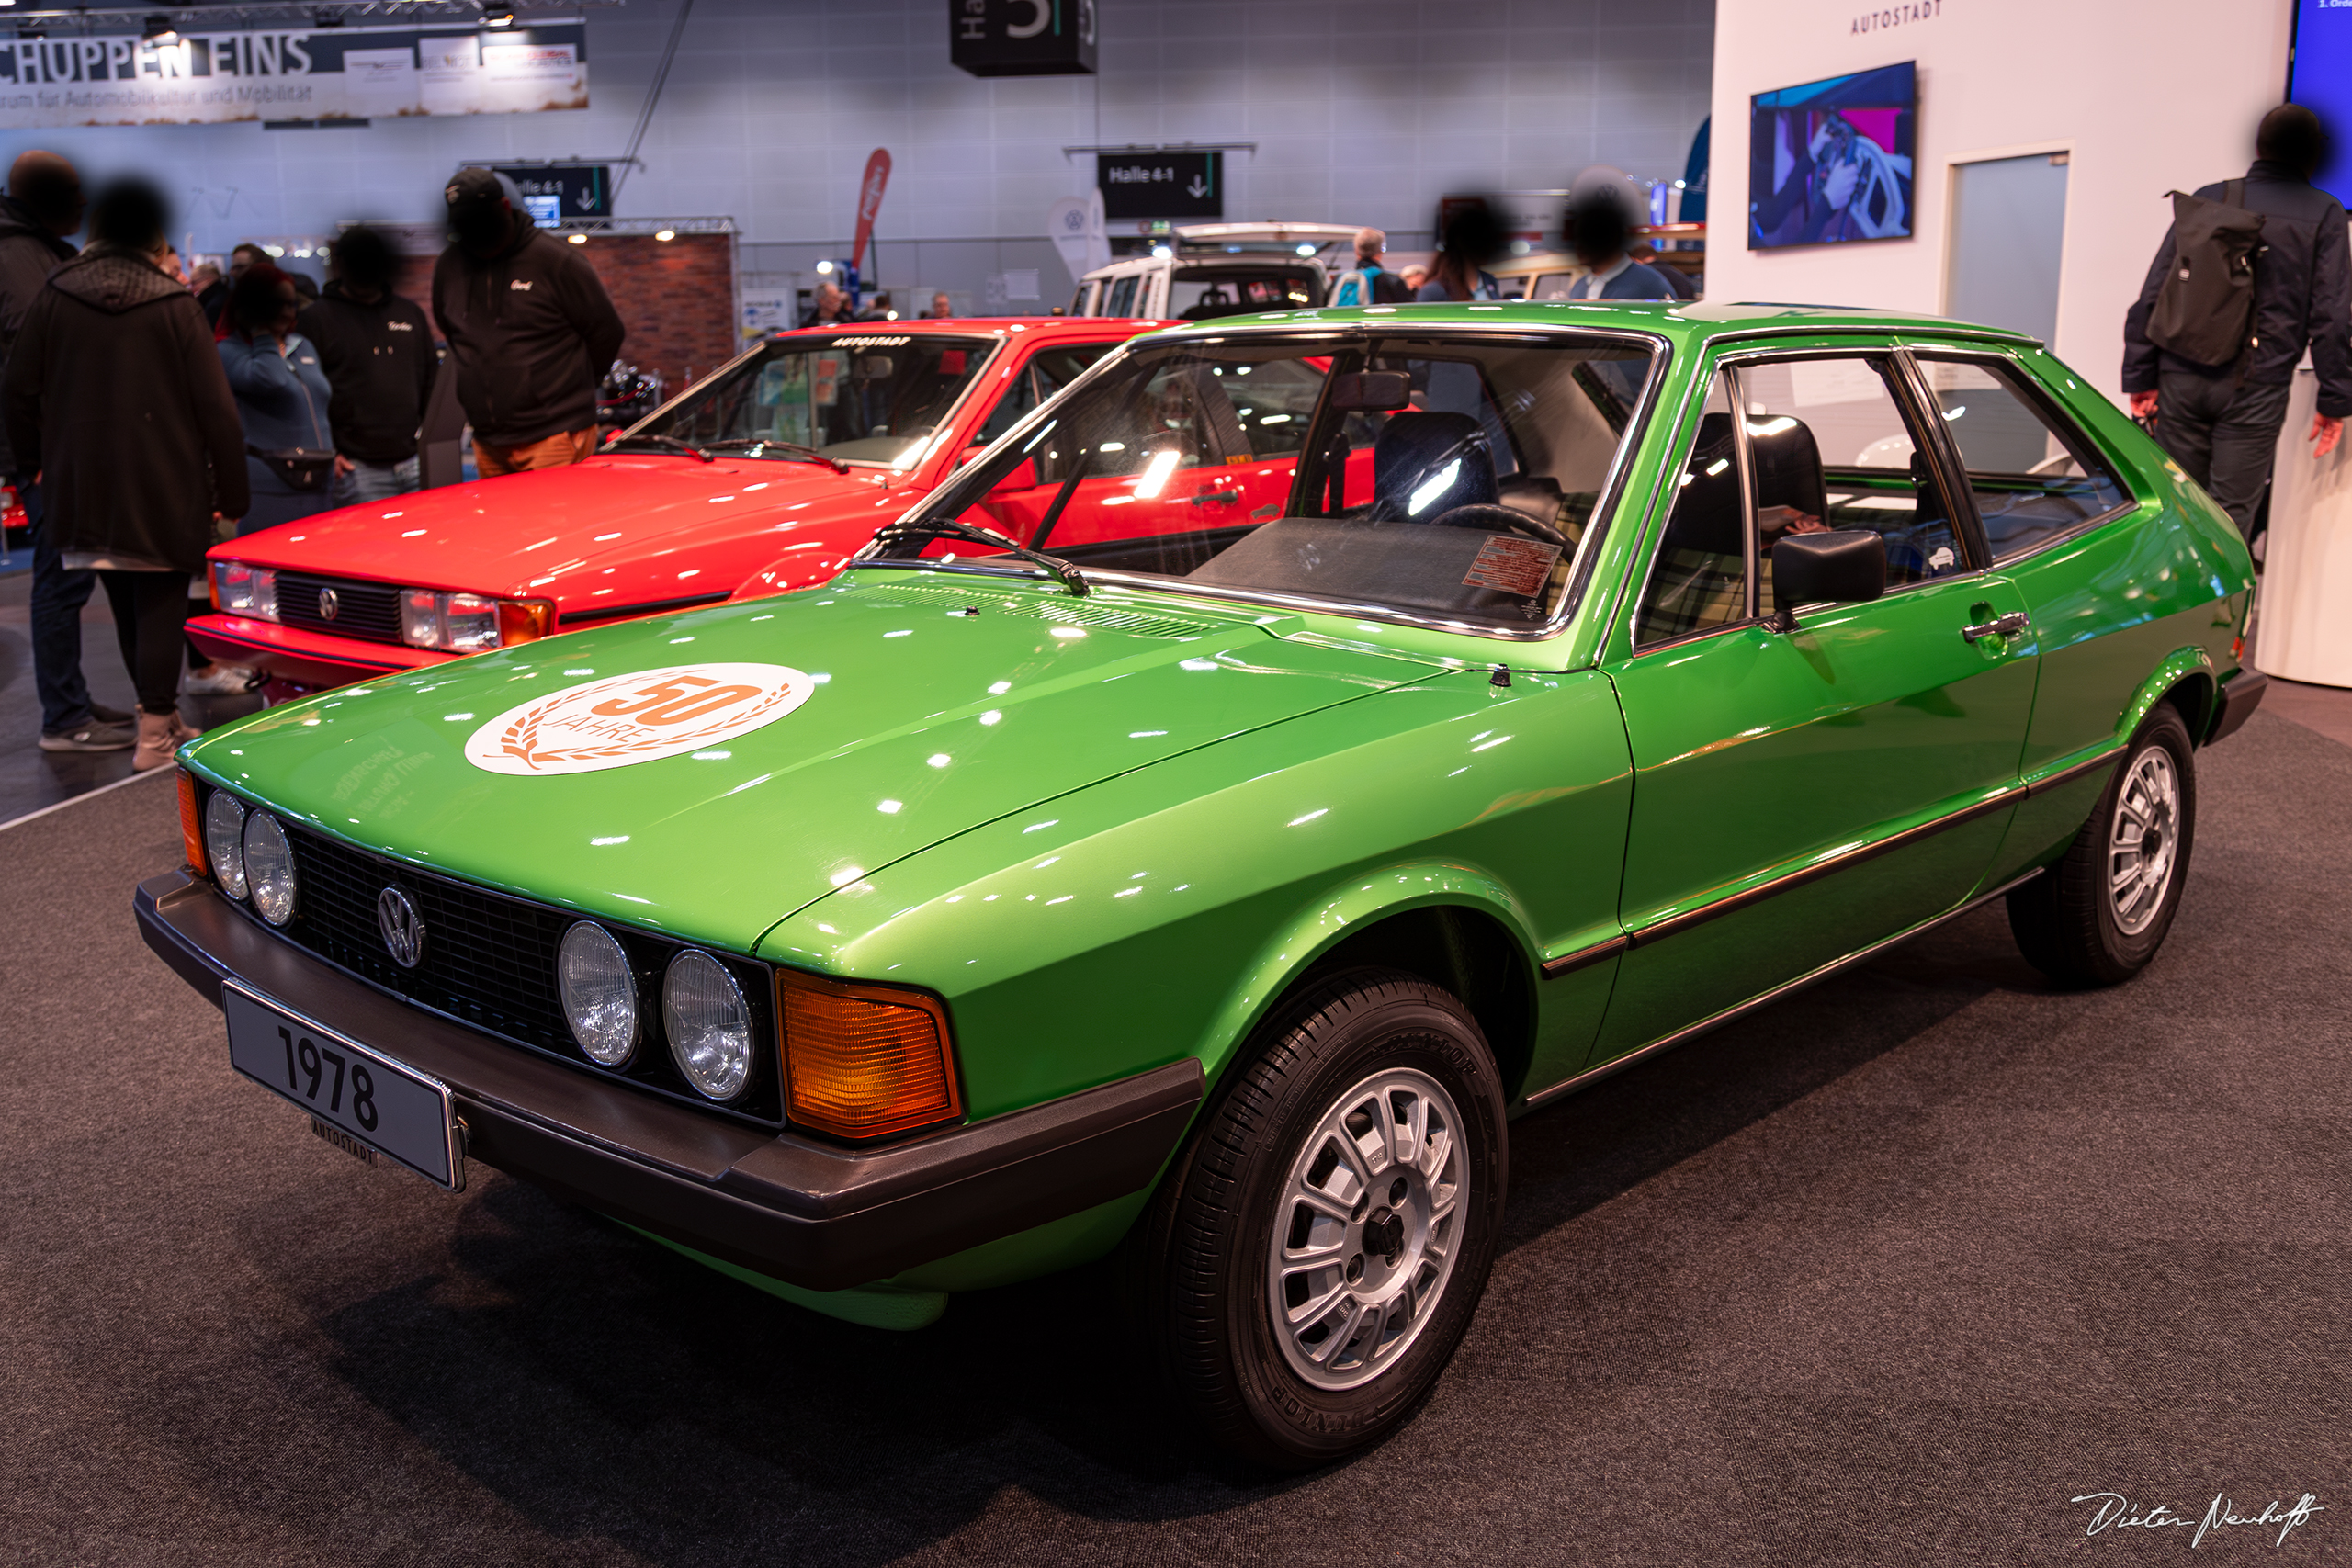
[
  {"x1": 987, "y1": 457, "x2": 1038, "y2": 494},
  {"x1": 1769, "y1": 530, "x2": 1883, "y2": 631}
]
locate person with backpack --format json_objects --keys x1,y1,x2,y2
[
  {"x1": 1329, "y1": 229, "x2": 1410, "y2": 308},
  {"x1": 2122, "y1": 104, "x2": 2352, "y2": 538}
]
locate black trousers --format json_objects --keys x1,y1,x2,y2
[
  {"x1": 98, "y1": 570, "x2": 187, "y2": 716},
  {"x1": 2154, "y1": 370, "x2": 2294, "y2": 538}
]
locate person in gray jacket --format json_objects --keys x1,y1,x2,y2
[
  {"x1": 2123, "y1": 104, "x2": 2352, "y2": 538},
  {"x1": 220, "y1": 263, "x2": 336, "y2": 535}
]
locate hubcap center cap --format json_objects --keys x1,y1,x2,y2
[{"x1": 1363, "y1": 1207, "x2": 1405, "y2": 1266}]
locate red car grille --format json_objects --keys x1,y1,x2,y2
[{"x1": 275, "y1": 573, "x2": 405, "y2": 646}]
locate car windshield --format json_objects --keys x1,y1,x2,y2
[
  {"x1": 626, "y1": 333, "x2": 998, "y2": 467},
  {"x1": 873, "y1": 328, "x2": 1657, "y2": 629},
  {"x1": 1167, "y1": 265, "x2": 1319, "y2": 320}
]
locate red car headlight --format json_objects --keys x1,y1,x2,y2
[{"x1": 211, "y1": 560, "x2": 277, "y2": 622}]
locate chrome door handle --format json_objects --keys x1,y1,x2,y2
[{"x1": 1962, "y1": 611, "x2": 2030, "y2": 643}]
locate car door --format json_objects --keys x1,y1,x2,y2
[{"x1": 1587, "y1": 344, "x2": 2041, "y2": 1064}]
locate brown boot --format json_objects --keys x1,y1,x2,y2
[
  {"x1": 167, "y1": 710, "x2": 202, "y2": 744},
  {"x1": 132, "y1": 710, "x2": 179, "y2": 772}
]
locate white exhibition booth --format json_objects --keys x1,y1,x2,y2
[{"x1": 1707, "y1": 0, "x2": 2346, "y2": 684}]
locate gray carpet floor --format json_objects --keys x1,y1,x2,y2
[{"x1": 2, "y1": 715, "x2": 2345, "y2": 1565}]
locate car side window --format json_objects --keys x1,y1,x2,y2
[
  {"x1": 972, "y1": 344, "x2": 1117, "y2": 446},
  {"x1": 1915, "y1": 355, "x2": 2131, "y2": 559},
  {"x1": 1106, "y1": 276, "x2": 1140, "y2": 317},
  {"x1": 1733, "y1": 355, "x2": 1968, "y2": 598},
  {"x1": 1634, "y1": 376, "x2": 1748, "y2": 647}
]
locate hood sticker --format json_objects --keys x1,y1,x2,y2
[{"x1": 464, "y1": 662, "x2": 816, "y2": 775}]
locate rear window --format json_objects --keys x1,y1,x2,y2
[{"x1": 1917, "y1": 356, "x2": 2132, "y2": 558}]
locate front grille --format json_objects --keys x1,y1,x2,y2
[
  {"x1": 276, "y1": 572, "x2": 406, "y2": 646},
  {"x1": 214, "y1": 796, "x2": 784, "y2": 1126}
]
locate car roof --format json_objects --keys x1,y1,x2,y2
[
  {"x1": 1143, "y1": 298, "x2": 2043, "y2": 348},
  {"x1": 762, "y1": 315, "x2": 1159, "y2": 339}
]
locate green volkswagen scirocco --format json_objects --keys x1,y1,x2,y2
[{"x1": 142, "y1": 301, "x2": 2263, "y2": 1468}]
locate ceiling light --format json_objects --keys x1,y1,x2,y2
[
  {"x1": 815, "y1": 259, "x2": 833, "y2": 275},
  {"x1": 481, "y1": 6, "x2": 518, "y2": 27},
  {"x1": 141, "y1": 14, "x2": 179, "y2": 45},
  {"x1": 654, "y1": 228, "x2": 675, "y2": 243},
  {"x1": 566, "y1": 232, "x2": 586, "y2": 244}
]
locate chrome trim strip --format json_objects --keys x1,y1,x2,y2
[
  {"x1": 1539, "y1": 934, "x2": 1626, "y2": 980},
  {"x1": 1625, "y1": 785, "x2": 2022, "y2": 949},
  {"x1": 2023, "y1": 744, "x2": 2127, "y2": 795},
  {"x1": 1521, "y1": 869, "x2": 2043, "y2": 1110}
]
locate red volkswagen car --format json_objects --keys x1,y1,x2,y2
[{"x1": 191, "y1": 317, "x2": 1160, "y2": 694}]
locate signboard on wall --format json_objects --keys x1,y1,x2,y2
[
  {"x1": 1098, "y1": 151, "x2": 1221, "y2": 220},
  {"x1": 493, "y1": 164, "x2": 610, "y2": 225},
  {"x1": 950, "y1": 0, "x2": 1097, "y2": 77},
  {"x1": 0, "y1": 22, "x2": 588, "y2": 128}
]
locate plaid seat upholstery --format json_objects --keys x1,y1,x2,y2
[{"x1": 1636, "y1": 547, "x2": 1747, "y2": 644}]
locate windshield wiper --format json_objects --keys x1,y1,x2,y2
[
  {"x1": 604, "y1": 434, "x2": 713, "y2": 463},
  {"x1": 698, "y1": 437, "x2": 852, "y2": 474},
  {"x1": 873, "y1": 515, "x2": 1090, "y2": 597}
]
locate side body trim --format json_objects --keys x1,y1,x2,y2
[{"x1": 1522, "y1": 869, "x2": 2044, "y2": 1109}]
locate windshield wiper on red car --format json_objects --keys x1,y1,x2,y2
[
  {"x1": 697, "y1": 437, "x2": 852, "y2": 474},
  {"x1": 604, "y1": 434, "x2": 714, "y2": 462},
  {"x1": 872, "y1": 515, "x2": 1090, "y2": 597}
]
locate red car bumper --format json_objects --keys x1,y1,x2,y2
[{"x1": 186, "y1": 613, "x2": 450, "y2": 691}]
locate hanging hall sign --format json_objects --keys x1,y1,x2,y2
[
  {"x1": 0, "y1": 21, "x2": 589, "y2": 128},
  {"x1": 950, "y1": 0, "x2": 1098, "y2": 77}
]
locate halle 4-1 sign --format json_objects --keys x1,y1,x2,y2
[
  {"x1": 0, "y1": 22, "x2": 588, "y2": 128},
  {"x1": 950, "y1": 0, "x2": 1098, "y2": 77},
  {"x1": 1098, "y1": 151, "x2": 1222, "y2": 221}
]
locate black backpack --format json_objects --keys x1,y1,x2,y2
[{"x1": 2147, "y1": 180, "x2": 2266, "y2": 370}]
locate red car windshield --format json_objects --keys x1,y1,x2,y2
[{"x1": 629, "y1": 333, "x2": 999, "y2": 468}]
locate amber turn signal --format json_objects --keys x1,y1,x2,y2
[
  {"x1": 777, "y1": 971, "x2": 961, "y2": 1139},
  {"x1": 176, "y1": 769, "x2": 208, "y2": 879},
  {"x1": 499, "y1": 598, "x2": 557, "y2": 645}
]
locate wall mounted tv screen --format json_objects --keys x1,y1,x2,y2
[
  {"x1": 1750, "y1": 62, "x2": 1917, "y2": 249},
  {"x1": 2290, "y1": 0, "x2": 2352, "y2": 207}
]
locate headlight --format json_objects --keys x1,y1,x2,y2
[
  {"x1": 558, "y1": 921, "x2": 638, "y2": 1066},
  {"x1": 243, "y1": 811, "x2": 297, "y2": 926},
  {"x1": 400, "y1": 589, "x2": 554, "y2": 651},
  {"x1": 663, "y1": 949, "x2": 752, "y2": 1100},
  {"x1": 205, "y1": 789, "x2": 249, "y2": 899},
  {"x1": 212, "y1": 560, "x2": 277, "y2": 621}
]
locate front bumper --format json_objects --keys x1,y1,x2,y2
[
  {"x1": 137, "y1": 870, "x2": 1203, "y2": 1292},
  {"x1": 185, "y1": 613, "x2": 447, "y2": 692}
]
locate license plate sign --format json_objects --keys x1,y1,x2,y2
[{"x1": 223, "y1": 984, "x2": 463, "y2": 1189}]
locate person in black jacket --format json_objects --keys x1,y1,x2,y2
[
  {"x1": 433, "y1": 168, "x2": 624, "y2": 476},
  {"x1": 300, "y1": 224, "x2": 435, "y2": 505},
  {"x1": 2124, "y1": 104, "x2": 2352, "y2": 537},
  {"x1": 3, "y1": 177, "x2": 248, "y2": 772}
]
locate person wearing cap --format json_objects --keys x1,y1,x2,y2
[{"x1": 432, "y1": 167, "x2": 624, "y2": 476}]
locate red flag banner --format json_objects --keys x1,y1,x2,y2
[{"x1": 853, "y1": 149, "x2": 892, "y2": 276}]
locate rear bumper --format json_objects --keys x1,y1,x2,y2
[
  {"x1": 136, "y1": 870, "x2": 1203, "y2": 1292},
  {"x1": 2210, "y1": 669, "x2": 2268, "y2": 745},
  {"x1": 185, "y1": 613, "x2": 447, "y2": 691}
]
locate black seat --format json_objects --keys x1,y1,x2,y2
[
  {"x1": 1660, "y1": 412, "x2": 1744, "y2": 555},
  {"x1": 1367, "y1": 412, "x2": 1498, "y2": 521},
  {"x1": 1748, "y1": 414, "x2": 1826, "y2": 520}
]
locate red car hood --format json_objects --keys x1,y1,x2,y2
[{"x1": 216, "y1": 455, "x2": 920, "y2": 611}]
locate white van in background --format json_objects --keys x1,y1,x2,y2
[{"x1": 1071, "y1": 222, "x2": 1363, "y2": 320}]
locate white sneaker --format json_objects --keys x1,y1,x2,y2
[{"x1": 184, "y1": 664, "x2": 263, "y2": 695}]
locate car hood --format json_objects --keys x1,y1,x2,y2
[
  {"x1": 186, "y1": 571, "x2": 1437, "y2": 952},
  {"x1": 215, "y1": 456, "x2": 910, "y2": 604}
]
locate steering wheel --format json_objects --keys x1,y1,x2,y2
[{"x1": 1427, "y1": 502, "x2": 1569, "y2": 549}]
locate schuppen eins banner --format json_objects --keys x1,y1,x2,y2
[{"x1": 0, "y1": 22, "x2": 589, "y2": 127}]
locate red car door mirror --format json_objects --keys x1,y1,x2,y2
[{"x1": 987, "y1": 457, "x2": 1038, "y2": 493}]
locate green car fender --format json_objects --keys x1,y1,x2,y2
[
  {"x1": 760, "y1": 663, "x2": 1633, "y2": 1131},
  {"x1": 2119, "y1": 642, "x2": 2220, "y2": 748}
]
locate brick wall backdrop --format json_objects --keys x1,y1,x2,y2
[{"x1": 390, "y1": 232, "x2": 737, "y2": 400}]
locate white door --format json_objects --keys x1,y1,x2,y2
[{"x1": 1946, "y1": 152, "x2": 2070, "y2": 342}]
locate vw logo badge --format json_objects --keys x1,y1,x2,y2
[
  {"x1": 318, "y1": 587, "x2": 340, "y2": 621},
  {"x1": 377, "y1": 886, "x2": 424, "y2": 968}
]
